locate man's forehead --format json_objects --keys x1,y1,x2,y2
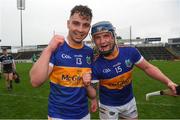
[
  {"x1": 93, "y1": 31, "x2": 112, "y2": 36},
  {"x1": 70, "y1": 12, "x2": 91, "y2": 21}
]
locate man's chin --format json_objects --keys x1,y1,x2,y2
[
  {"x1": 100, "y1": 50, "x2": 112, "y2": 56},
  {"x1": 74, "y1": 37, "x2": 85, "y2": 43},
  {"x1": 74, "y1": 39, "x2": 83, "y2": 44}
]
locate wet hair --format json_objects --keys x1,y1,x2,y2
[{"x1": 70, "y1": 5, "x2": 92, "y2": 20}]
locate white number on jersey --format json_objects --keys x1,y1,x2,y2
[
  {"x1": 76, "y1": 58, "x2": 82, "y2": 65},
  {"x1": 115, "y1": 66, "x2": 122, "y2": 73}
]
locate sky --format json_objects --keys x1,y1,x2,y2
[{"x1": 0, "y1": 0, "x2": 180, "y2": 46}]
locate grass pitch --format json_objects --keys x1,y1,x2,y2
[{"x1": 0, "y1": 61, "x2": 180, "y2": 119}]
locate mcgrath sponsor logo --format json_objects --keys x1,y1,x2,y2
[
  {"x1": 100, "y1": 71, "x2": 133, "y2": 90},
  {"x1": 103, "y1": 76, "x2": 132, "y2": 90},
  {"x1": 108, "y1": 79, "x2": 130, "y2": 89},
  {"x1": 62, "y1": 74, "x2": 82, "y2": 81}
]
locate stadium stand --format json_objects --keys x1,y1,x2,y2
[
  {"x1": 166, "y1": 38, "x2": 180, "y2": 58},
  {"x1": 171, "y1": 46, "x2": 180, "y2": 56},
  {"x1": 0, "y1": 45, "x2": 43, "y2": 63},
  {"x1": 1, "y1": 38, "x2": 180, "y2": 62},
  {"x1": 13, "y1": 51, "x2": 41, "y2": 60},
  {"x1": 136, "y1": 46, "x2": 177, "y2": 60}
]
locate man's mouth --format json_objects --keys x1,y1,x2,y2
[
  {"x1": 100, "y1": 45, "x2": 109, "y2": 51},
  {"x1": 74, "y1": 32, "x2": 84, "y2": 38}
]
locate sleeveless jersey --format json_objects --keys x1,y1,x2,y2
[
  {"x1": 92, "y1": 47, "x2": 143, "y2": 106},
  {"x1": 48, "y1": 41, "x2": 93, "y2": 119}
]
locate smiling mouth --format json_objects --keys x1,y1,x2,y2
[
  {"x1": 75, "y1": 32, "x2": 84, "y2": 37},
  {"x1": 76, "y1": 35, "x2": 85, "y2": 40},
  {"x1": 100, "y1": 45, "x2": 108, "y2": 51}
]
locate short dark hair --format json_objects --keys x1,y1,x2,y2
[{"x1": 70, "y1": 5, "x2": 92, "y2": 19}]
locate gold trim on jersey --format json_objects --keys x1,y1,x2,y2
[
  {"x1": 50, "y1": 66, "x2": 91, "y2": 87},
  {"x1": 67, "y1": 40, "x2": 84, "y2": 49},
  {"x1": 100, "y1": 70, "x2": 133, "y2": 90}
]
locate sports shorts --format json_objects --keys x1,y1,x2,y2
[
  {"x1": 3, "y1": 69, "x2": 13, "y2": 73},
  {"x1": 99, "y1": 97, "x2": 138, "y2": 119}
]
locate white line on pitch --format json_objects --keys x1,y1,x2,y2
[
  {"x1": 0, "y1": 93, "x2": 178, "y2": 107},
  {"x1": 137, "y1": 102, "x2": 177, "y2": 107},
  {"x1": 0, "y1": 93, "x2": 48, "y2": 99}
]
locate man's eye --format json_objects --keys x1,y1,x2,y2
[
  {"x1": 94, "y1": 36, "x2": 100, "y2": 40},
  {"x1": 84, "y1": 23, "x2": 90, "y2": 28},
  {"x1": 72, "y1": 21, "x2": 80, "y2": 26}
]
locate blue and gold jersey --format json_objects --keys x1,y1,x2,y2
[
  {"x1": 92, "y1": 47, "x2": 143, "y2": 106},
  {"x1": 48, "y1": 41, "x2": 93, "y2": 119}
]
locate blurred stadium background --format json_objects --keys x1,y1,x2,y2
[
  {"x1": 0, "y1": 36, "x2": 180, "y2": 119},
  {"x1": 1, "y1": 0, "x2": 180, "y2": 119},
  {"x1": 1, "y1": 36, "x2": 180, "y2": 61}
]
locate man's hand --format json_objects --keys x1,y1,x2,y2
[
  {"x1": 47, "y1": 35, "x2": 65, "y2": 52},
  {"x1": 90, "y1": 98, "x2": 98, "y2": 113},
  {"x1": 167, "y1": 81, "x2": 178, "y2": 95},
  {"x1": 82, "y1": 72, "x2": 91, "y2": 87}
]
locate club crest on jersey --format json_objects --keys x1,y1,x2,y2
[
  {"x1": 125, "y1": 59, "x2": 132, "y2": 68},
  {"x1": 86, "y1": 56, "x2": 91, "y2": 64}
]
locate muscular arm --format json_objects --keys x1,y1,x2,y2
[
  {"x1": 136, "y1": 59, "x2": 177, "y2": 94},
  {"x1": 89, "y1": 81, "x2": 99, "y2": 113},
  {"x1": 30, "y1": 47, "x2": 53, "y2": 87},
  {"x1": 29, "y1": 35, "x2": 64, "y2": 87}
]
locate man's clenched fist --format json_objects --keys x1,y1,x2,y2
[
  {"x1": 82, "y1": 72, "x2": 91, "y2": 87},
  {"x1": 48, "y1": 35, "x2": 65, "y2": 52}
]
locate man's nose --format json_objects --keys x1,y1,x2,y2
[
  {"x1": 100, "y1": 37, "x2": 106, "y2": 44},
  {"x1": 77, "y1": 25, "x2": 84, "y2": 33}
]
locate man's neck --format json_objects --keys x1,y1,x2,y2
[
  {"x1": 104, "y1": 46, "x2": 119, "y2": 60},
  {"x1": 67, "y1": 36, "x2": 83, "y2": 49}
]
